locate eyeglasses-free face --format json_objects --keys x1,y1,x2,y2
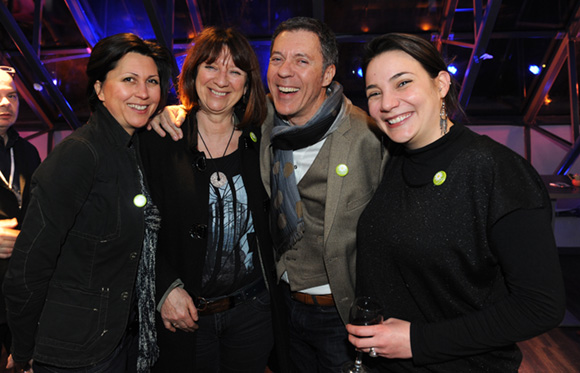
[{"x1": 0, "y1": 67, "x2": 19, "y2": 132}]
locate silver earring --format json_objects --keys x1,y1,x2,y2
[{"x1": 440, "y1": 101, "x2": 448, "y2": 135}]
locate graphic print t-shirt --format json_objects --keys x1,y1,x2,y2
[{"x1": 200, "y1": 149, "x2": 260, "y2": 297}]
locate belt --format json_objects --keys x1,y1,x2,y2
[
  {"x1": 290, "y1": 291, "x2": 335, "y2": 307},
  {"x1": 196, "y1": 278, "x2": 266, "y2": 316}
]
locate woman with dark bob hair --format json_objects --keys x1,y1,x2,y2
[
  {"x1": 139, "y1": 26, "x2": 281, "y2": 372},
  {"x1": 4, "y1": 33, "x2": 172, "y2": 373},
  {"x1": 346, "y1": 33, "x2": 566, "y2": 372}
]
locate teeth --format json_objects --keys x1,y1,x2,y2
[
  {"x1": 128, "y1": 104, "x2": 147, "y2": 110},
  {"x1": 211, "y1": 89, "x2": 226, "y2": 96},
  {"x1": 387, "y1": 113, "x2": 411, "y2": 124},
  {"x1": 279, "y1": 86, "x2": 299, "y2": 93}
]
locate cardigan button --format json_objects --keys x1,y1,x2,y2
[
  {"x1": 129, "y1": 252, "x2": 138, "y2": 260},
  {"x1": 120, "y1": 291, "x2": 129, "y2": 301}
]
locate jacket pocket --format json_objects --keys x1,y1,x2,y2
[
  {"x1": 36, "y1": 285, "x2": 109, "y2": 351},
  {"x1": 69, "y1": 180, "x2": 121, "y2": 242},
  {"x1": 346, "y1": 190, "x2": 374, "y2": 211}
]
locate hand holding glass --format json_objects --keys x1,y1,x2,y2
[{"x1": 342, "y1": 296, "x2": 384, "y2": 373}]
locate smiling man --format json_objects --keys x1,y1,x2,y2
[
  {"x1": 259, "y1": 17, "x2": 387, "y2": 371},
  {"x1": 0, "y1": 66, "x2": 41, "y2": 368},
  {"x1": 148, "y1": 18, "x2": 388, "y2": 370}
]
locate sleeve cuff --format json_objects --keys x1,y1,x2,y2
[{"x1": 156, "y1": 278, "x2": 184, "y2": 312}]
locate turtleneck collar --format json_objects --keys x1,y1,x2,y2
[{"x1": 402, "y1": 123, "x2": 471, "y2": 186}]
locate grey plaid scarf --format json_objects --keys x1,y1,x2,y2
[{"x1": 270, "y1": 82, "x2": 344, "y2": 259}]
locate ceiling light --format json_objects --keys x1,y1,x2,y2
[{"x1": 529, "y1": 65, "x2": 541, "y2": 75}]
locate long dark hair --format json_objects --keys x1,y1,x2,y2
[
  {"x1": 363, "y1": 33, "x2": 464, "y2": 119},
  {"x1": 86, "y1": 33, "x2": 173, "y2": 116},
  {"x1": 179, "y1": 27, "x2": 266, "y2": 128}
]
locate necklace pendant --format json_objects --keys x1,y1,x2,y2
[{"x1": 210, "y1": 171, "x2": 228, "y2": 188}]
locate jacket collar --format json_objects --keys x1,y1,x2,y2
[
  {"x1": 91, "y1": 103, "x2": 137, "y2": 148},
  {"x1": 2, "y1": 126, "x2": 21, "y2": 149}
]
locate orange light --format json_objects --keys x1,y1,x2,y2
[
  {"x1": 544, "y1": 95, "x2": 552, "y2": 105},
  {"x1": 420, "y1": 23, "x2": 432, "y2": 31},
  {"x1": 361, "y1": 25, "x2": 369, "y2": 33}
]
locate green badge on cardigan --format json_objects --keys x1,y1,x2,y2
[
  {"x1": 249, "y1": 132, "x2": 258, "y2": 142},
  {"x1": 433, "y1": 171, "x2": 446, "y2": 186}
]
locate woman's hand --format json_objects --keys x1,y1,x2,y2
[
  {"x1": 160, "y1": 287, "x2": 199, "y2": 333},
  {"x1": 346, "y1": 318, "x2": 413, "y2": 359},
  {"x1": 9, "y1": 356, "x2": 33, "y2": 372},
  {"x1": 147, "y1": 105, "x2": 187, "y2": 141}
]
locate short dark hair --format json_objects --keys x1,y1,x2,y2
[
  {"x1": 271, "y1": 17, "x2": 338, "y2": 72},
  {"x1": 363, "y1": 33, "x2": 462, "y2": 119},
  {"x1": 86, "y1": 33, "x2": 173, "y2": 115},
  {"x1": 179, "y1": 26, "x2": 266, "y2": 128}
]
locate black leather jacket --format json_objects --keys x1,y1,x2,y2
[{"x1": 4, "y1": 104, "x2": 146, "y2": 367}]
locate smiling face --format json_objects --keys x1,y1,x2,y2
[
  {"x1": 0, "y1": 70, "x2": 19, "y2": 137},
  {"x1": 195, "y1": 48, "x2": 247, "y2": 117},
  {"x1": 94, "y1": 52, "x2": 161, "y2": 135},
  {"x1": 267, "y1": 30, "x2": 335, "y2": 126},
  {"x1": 365, "y1": 50, "x2": 450, "y2": 150}
]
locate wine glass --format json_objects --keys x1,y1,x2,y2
[{"x1": 342, "y1": 296, "x2": 384, "y2": 373}]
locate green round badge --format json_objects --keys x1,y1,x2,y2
[
  {"x1": 336, "y1": 164, "x2": 349, "y2": 177},
  {"x1": 249, "y1": 132, "x2": 258, "y2": 142},
  {"x1": 134, "y1": 194, "x2": 147, "y2": 207},
  {"x1": 433, "y1": 171, "x2": 447, "y2": 186}
]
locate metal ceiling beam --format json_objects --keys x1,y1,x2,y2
[
  {"x1": 0, "y1": 2, "x2": 81, "y2": 130},
  {"x1": 523, "y1": 35, "x2": 569, "y2": 124},
  {"x1": 143, "y1": 0, "x2": 179, "y2": 87},
  {"x1": 473, "y1": 0, "x2": 483, "y2": 39},
  {"x1": 436, "y1": 0, "x2": 459, "y2": 52},
  {"x1": 553, "y1": 36, "x2": 580, "y2": 175},
  {"x1": 523, "y1": 1, "x2": 580, "y2": 124},
  {"x1": 33, "y1": 0, "x2": 44, "y2": 57},
  {"x1": 63, "y1": 0, "x2": 101, "y2": 47},
  {"x1": 14, "y1": 78, "x2": 54, "y2": 131},
  {"x1": 567, "y1": 39, "x2": 580, "y2": 142},
  {"x1": 458, "y1": 0, "x2": 502, "y2": 107},
  {"x1": 185, "y1": 0, "x2": 203, "y2": 34},
  {"x1": 555, "y1": 137, "x2": 580, "y2": 174}
]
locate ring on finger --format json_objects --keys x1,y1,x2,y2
[{"x1": 369, "y1": 347, "x2": 378, "y2": 358}]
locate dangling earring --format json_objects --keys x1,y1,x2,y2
[{"x1": 440, "y1": 100, "x2": 448, "y2": 135}]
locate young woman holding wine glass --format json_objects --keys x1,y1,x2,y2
[{"x1": 346, "y1": 33, "x2": 566, "y2": 372}]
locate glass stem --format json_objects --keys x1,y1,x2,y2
[{"x1": 354, "y1": 351, "x2": 364, "y2": 371}]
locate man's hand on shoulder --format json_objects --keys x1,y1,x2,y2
[
  {"x1": 0, "y1": 218, "x2": 19, "y2": 258},
  {"x1": 147, "y1": 105, "x2": 187, "y2": 141}
]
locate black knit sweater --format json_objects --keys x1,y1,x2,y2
[{"x1": 356, "y1": 123, "x2": 565, "y2": 372}]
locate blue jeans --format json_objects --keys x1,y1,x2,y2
[
  {"x1": 282, "y1": 285, "x2": 352, "y2": 373},
  {"x1": 194, "y1": 288, "x2": 274, "y2": 372}
]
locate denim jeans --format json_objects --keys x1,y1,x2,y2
[
  {"x1": 282, "y1": 284, "x2": 352, "y2": 373},
  {"x1": 194, "y1": 288, "x2": 274, "y2": 372}
]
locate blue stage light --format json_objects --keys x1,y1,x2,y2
[{"x1": 529, "y1": 65, "x2": 541, "y2": 75}]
